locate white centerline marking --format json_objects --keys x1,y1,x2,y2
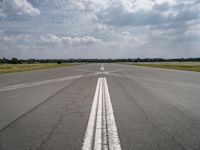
[
  {"x1": 102, "y1": 81, "x2": 108, "y2": 150},
  {"x1": 82, "y1": 78, "x2": 122, "y2": 150},
  {"x1": 82, "y1": 78, "x2": 101, "y2": 150},
  {"x1": 100, "y1": 64, "x2": 104, "y2": 71},
  {"x1": 94, "y1": 78, "x2": 103, "y2": 150},
  {"x1": 104, "y1": 78, "x2": 122, "y2": 150}
]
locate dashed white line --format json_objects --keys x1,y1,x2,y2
[
  {"x1": 82, "y1": 78, "x2": 122, "y2": 150},
  {"x1": 100, "y1": 64, "x2": 104, "y2": 71}
]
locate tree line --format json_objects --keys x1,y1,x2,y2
[{"x1": 0, "y1": 57, "x2": 200, "y2": 64}]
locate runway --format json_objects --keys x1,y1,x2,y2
[{"x1": 0, "y1": 63, "x2": 200, "y2": 150}]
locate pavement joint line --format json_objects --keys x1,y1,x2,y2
[
  {"x1": 0, "y1": 72, "x2": 100, "y2": 92},
  {"x1": 82, "y1": 77, "x2": 122, "y2": 150}
]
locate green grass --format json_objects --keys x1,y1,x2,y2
[
  {"x1": 123, "y1": 62, "x2": 200, "y2": 72},
  {"x1": 0, "y1": 63, "x2": 81, "y2": 74}
]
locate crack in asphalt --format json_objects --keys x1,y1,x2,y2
[
  {"x1": 0, "y1": 71, "x2": 95, "y2": 133},
  {"x1": 117, "y1": 70, "x2": 200, "y2": 139},
  {"x1": 111, "y1": 74, "x2": 188, "y2": 150},
  {"x1": 36, "y1": 112, "x2": 63, "y2": 150},
  {"x1": 36, "y1": 73, "x2": 93, "y2": 150}
]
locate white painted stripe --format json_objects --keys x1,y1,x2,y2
[
  {"x1": 5, "y1": 84, "x2": 27, "y2": 88},
  {"x1": 82, "y1": 77, "x2": 122, "y2": 150},
  {"x1": 100, "y1": 64, "x2": 104, "y2": 71},
  {"x1": 102, "y1": 80, "x2": 108, "y2": 150},
  {"x1": 82, "y1": 78, "x2": 101, "y2": 150},
  {"x1": 0, "y1": 72, "x2": 100, "y2": 92},
  {"x1": 104, "y1": 78, "x2": 122, "y2": 150},
  {"x1": 0, "y1": 75, "x2": 82, "y2": 92},
  {"x1": 94, "y1": 78, "x2": 103, "y2": 150}
]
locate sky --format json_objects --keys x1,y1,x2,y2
[{"x1": 0, "y1": 0, "x2": 200, "y2": 59}]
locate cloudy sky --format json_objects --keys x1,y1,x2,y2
[{"x1": 0, "y1": 0, "x2": 200, "y2": 59}]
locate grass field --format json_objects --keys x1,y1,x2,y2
[
  {"x1": 0, "y1": 63, "x2": 81, "y2": 74},
  {"x1": 124, "y1": 62, "x2": 200, "y2": 72}
]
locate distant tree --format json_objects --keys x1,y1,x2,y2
[
  {"x1": 18, "y1": 59, "x2": 23, "y2": 64},
  {"x1": 3, "y1": 58, "x2": 9, "y2": 63},
  {"x1": 11, "y1": 58, "x2": 19, "y2": 64},
  {"x1": 1, "y1": 57, "x2": 200, "y2": 64},
  {"x1": 27, "y1": 59, "x2": 35, "y2": 64},
  {"x1": 57, "y1": 60, "x2": 62, "y2": 64},
  {"x1": 0, "y1": 58, "x2": 3, "y2": 64}
]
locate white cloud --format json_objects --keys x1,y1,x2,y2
[
  {"x1": 1, "y1": 0, "x2": 200, "y2": 59},
  {"x1": 40, "y1": 34, "x2": 103, "y2": 46},
  {"x1": 0, "y1": 0, "x2": 40, "y2": 17},
  {"x1": 117, "y1": 31, "x2": 130, "y2": 37},
  {"x1": 184, "y1": 21, "x2": 200, "y2": 36},
  {"x1": 120, "y1": 0, "x2": 176, "y2": 13},
  {"x1": 75, "y1": 1, "x2": 85, "y2": 10},
  {"x1": 74, "y1": 0, "x2": 177, "y2": 13},
  {"x1": 96, "y1": 24, "x2": 107, "y2": 31},
  {"x1": 0, "y1": 29, "x2": 4, "y2": 34},
  {"x1": 85, "y1": 0, "x2": 109, "y2": 12},
  {"x1": 115, "y1": 30, "x2": 148, "y2": 46},
  {"x1": 0, "y1": 34, "x2": 30, "y2": 44},
  {"x1": 70, "y1": 1, "x2": 85, "y2": 10},
  {"x1": 162, "y1": 10, "x2": 178, "y2": 18},
  {"x1": 95, "y1": 0, "x2": 199, "y2": 27}
]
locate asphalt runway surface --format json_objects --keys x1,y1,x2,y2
[{"x1": 0, "y1": 63, "x2": 200, "y2": 150}]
